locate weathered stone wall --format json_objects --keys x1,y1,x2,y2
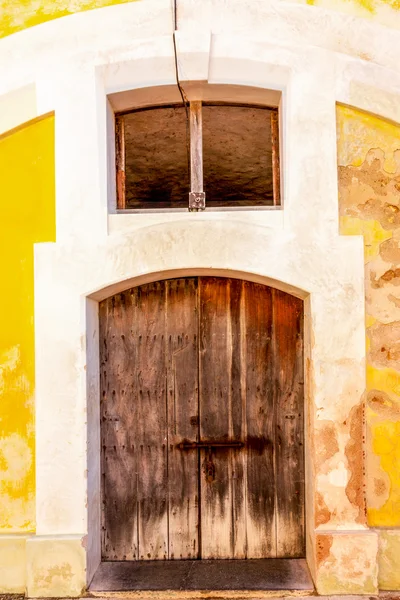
[{"x1": 338, "y1": 105, "x2": 400, "y2": 589}]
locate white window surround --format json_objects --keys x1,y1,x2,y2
[{"x1": 0, "y1": 0, "x2": 397, "y2": 595}]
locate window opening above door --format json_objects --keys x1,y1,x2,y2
[{"x1": 115, "y1": 102, "x2": 281, "y2": 211}]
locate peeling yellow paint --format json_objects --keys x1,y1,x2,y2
[
  {"x1": 338, "y1": 106, "x2": 400, "y2": 170},
  {"x1": 0, "y1": 0, "x2": 139, "y2": 38},
  {"x1": 337, "y1": 103, "x2": 400, "y2": 530},
  {"x1": 340, "y1": 216, "x2": 392, "y2": 261},
  {"x1": 0, "y1": 114, "x2": 55, "y2": 531},
  {"x1": 368, "y1": 419, "x2": 400, "y2": 526},
  {"x1": 367, "y1": 364, "x2": 400, "y2": 400}
]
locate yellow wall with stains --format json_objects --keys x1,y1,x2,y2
[
  {"x1": 289, "y1": 0, "x2": 400, "y2": 29},
  {"x1": 0, "y1": 0, "x2": 137, "y2": 38},
  {"x1": 0, "y1": 115, "x2": 55, "y2": 532},
  {"x1": 1, "y1": 0, "x2": 400, "y2": 38},
  {"x1": 338, "y1": 106, "x2": 400, "y2": 532}
]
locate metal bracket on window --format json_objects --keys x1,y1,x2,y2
[{"x1": 189, "y1": 191, "x2": 205, "y2": 211}]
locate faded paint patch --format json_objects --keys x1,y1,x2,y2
[
  {"x1": 316, "y1": 534, "x2": 332, "y2": 566},
  {"x1": 368, "y1": 418, "x2": 400, "y2": 525},
  {"x1": 315, "y1": 532, "x2": 378, "y2": 594},
  {"x1": 26, "y1": 537, "x2": 86, "y2": 597},
  {"x1": 338, "y1": 104, "x2": 400, "y2": 528},
  {"x1": 0, "y1": 0, "x2": 138, "y2": 38},
  {"x1": 345, "y1": 402, "x2": 367, "y2": 524},
  {"x1": 314, "y1": 421, "x2": 339, "y2": 472},
  {"x1": 0, "y1": 536, "x2": 26, "y2": 593},
  {"x1": 0, "y1": 114, "x2": 55, "y2": 532},
  {"x1": 367, "y1": 387, "x2": 400, "y2": 420},
  {"x1": 369, "y1": 321, "x2": 400, "y2": 371},
  {"x1": 315, "y1": 491, "x2": 331, "y2": 527},
  {"x1": 378, "y1": 530, "x2": 400, "y2": 590},
  {"x1": 0, "y1": 433, "x2": 32, "y2": 484}
]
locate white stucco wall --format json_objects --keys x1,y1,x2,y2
[{"x1": 1, "y1": 0, "x2": 400, "y2": 595}]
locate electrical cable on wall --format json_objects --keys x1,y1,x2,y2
[{"x1": 172, "y1": 0, "x2": 191, "y2": 184}]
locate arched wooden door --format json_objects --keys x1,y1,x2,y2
[{"x1": 100, "y1": 277, "x2": 304, "y2": 561}]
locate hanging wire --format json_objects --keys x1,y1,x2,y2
[{"x1": 172, "y1": 0, "x2": 191, "y2": 185}]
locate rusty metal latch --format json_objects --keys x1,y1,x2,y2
[{"x1": 177, "y1": 441, "x2": 244, "y2": 450}]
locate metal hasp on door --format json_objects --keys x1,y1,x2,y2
[{"x1": 100, "y1": 277, "x2": 305, "y2": 562}]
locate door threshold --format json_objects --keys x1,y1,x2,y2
[
  {"x1": 89, "y1": 592, "x2": 313, "y2": 600},
  {"x1": 89, "y1": 559, "x2": 314, "y2": 594}
]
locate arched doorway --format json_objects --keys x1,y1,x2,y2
[{"x1": 99, "y1": 276, "x2": 304, "y2": 563}]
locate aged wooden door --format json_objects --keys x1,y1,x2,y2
[{"x1": 100, "y1": 277, "x2": 304, "y2": 561}]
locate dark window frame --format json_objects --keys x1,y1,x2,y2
[{"x1": 115, "y1": 101, "x2": 281, "y2": 211}]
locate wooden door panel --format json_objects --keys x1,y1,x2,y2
[
  {"x1": 166, "y1": 278, "x2": 199, "y2": 559},
  {"x1": 243, "y1": 281, "x2": 275, "y2": 558},
  {"x1": 134, "y1": 282, "x2": 169, "y2": 560},
  {"x1": 273, "y1": 290, "x2": 305, "y2": 557},
  {"x1": 101, "y1": 277, "x2": 305, "y2": 562},
  {"x1": 101, "y1": 284, "x2": 170, "y2": 560},
  {"x1": 100, "y1": 291, "x2": 139, "y2": 560}
]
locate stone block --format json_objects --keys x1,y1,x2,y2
[
  {"x1": 315, "y1": 531, "x2": 378, "y2": 594},
  {"x1": 378, "y1": 530, "x2": 400, "y2": 590},
  {"x1": 0, "y1": 535, "x2": 26, "y2": 593},
  {"x1": 26, "y1": 536, "x2": 86, "y2": 597}
]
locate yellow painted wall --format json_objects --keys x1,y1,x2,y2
[
  {"x1": 338, "y1": 105, "x2": 400, "y2": 530},
  {"x1": 0, "y1": 115, "x2": 55, "y2": 531},
  {"x1": 1, "y1": 0, "x2": 399, "y2": 39},
  {"x1": 0, "y1": 0, "x2": 137, "y2": 38}
]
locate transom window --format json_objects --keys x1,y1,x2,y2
[{"x1": 115, "y1": 102, "x2": 280, "y2": 211}]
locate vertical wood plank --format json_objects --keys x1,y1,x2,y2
[
  {"x1": 244, "y1": 282, "x2": 276, "y2": 558},
  {"x1": 229, "y1": 279, "x2": 247, "y2": 558},
  {"x1": 100, "y1": 291, "x2": 138, "y2": 559},
  {"x1": 199, "y1": 277, "x2": 232, "y2": 558},
  {"x1": 199, "y1": 277, "x2": 246, "y2": 559},
  {"x1": 115, "y1": 115, "x2": 126, "y2": 209},
  {"x1": 271, "y1": 110, "x2": 281, "y2": 207},
  {"x1": 166, "y1": 278, "x2": 200, "y2": 559},
  {"x1": 273, "y1": 289, "x2": 305, "y2": 557},
  {"x1": 190, "y1": 101, "x2": 203, "y2": 193},
  {"x1": 134, "y1": 281, "x2": 169, "y2": 560}
]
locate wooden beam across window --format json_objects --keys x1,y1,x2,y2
[
  {"x1": 189, "y1": 100, "x2": 205, "y2": 211},
  {"x1": 271, "y1": 110, "x2": 281, "y2": 207},
  {"x1": 115, "y1": 115, "x2": 126, "y2": 209}
]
